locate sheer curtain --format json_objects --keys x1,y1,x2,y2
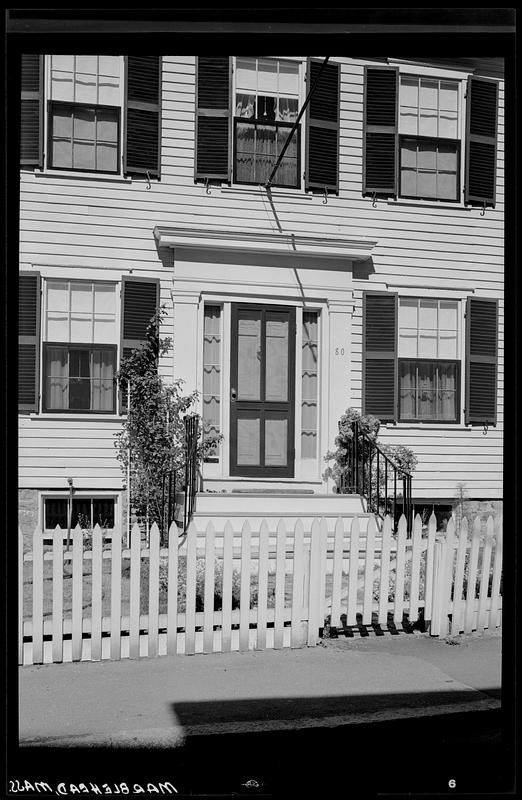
[
  {"x1": 46, "y1": 347, "x2": 68, "y2": 409},
  {"x1": 91, "y1": 349, "x2": 115, "y2": 411}
]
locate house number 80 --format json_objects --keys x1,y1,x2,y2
[{"x1": 335, "y1": 347, "x2": 345, "y2": 356}]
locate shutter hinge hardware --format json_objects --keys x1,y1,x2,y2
[
  {"x1": 322, "y1": 186, "x2": 328, "y2": 204},
  {"x1": 371, "y1": 193, "x2": 377, "y2": 208},
  {"x1": 205, "y1": 178, "x2": 211, "y2": 195},
  {"x1": 483, "y1": 422, "x2": 489, "y2": 435},
  {"x1": 480, "y1": 201, "x2": 486, "y2": 216},
  {"x1": 146, "y1": 171, "x2": 151, "y2": 190}
]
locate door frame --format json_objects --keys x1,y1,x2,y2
[{"x1": 229, "y1": 303, "x2": 296, "y2": 478}]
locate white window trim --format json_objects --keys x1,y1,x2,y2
[
  {"x1": 39, "y1": 490, "x2": 120, "y2": 533},
  {"x1": 40, "y1": 275, "x2": 121, "y2": 416},
  {"x1": 42, "y1": 54, "x2": 126, "y2": 177},
  {"x1": 231, "y1": 56, "x2": 306, "y2": 192}
]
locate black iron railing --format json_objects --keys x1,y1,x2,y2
[
  {"x1": 338, "y1": 420, "x2": 413, "y2": 533},
  {"x1": 183, "y1": 414, "x2": 200, "y2": 533}
]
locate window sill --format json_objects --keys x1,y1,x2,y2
[
  {"x1": 27, "y1": 169, "x2": 134, "y2": 184},
  {"x1": 381, "y1": 422, "x2": 470, "y2": 430},
  {"x1": 23, "y1": 412, "x2": 124, "y2": 421},
  {"x1": 220, "y1": 185, "x2": 315, "y2": 200},
  {"x1": 385, "y1": 198, "x2": 471, "y2": 212}
]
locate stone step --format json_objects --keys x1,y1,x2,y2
[{"x1": 194, "y1": 492, "x2": 368, "y2": 518}]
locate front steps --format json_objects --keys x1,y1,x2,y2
[{"x1": 191, "y1": 491, "x2": 376, "y2": 534}]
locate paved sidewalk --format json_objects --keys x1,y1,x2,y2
[{"x1": 19, "y1": 630, "x2": 501, "y2": 748}]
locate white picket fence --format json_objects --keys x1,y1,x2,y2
[{"x1": 19, "y1": 512, "x2": 502, "y2": 666}]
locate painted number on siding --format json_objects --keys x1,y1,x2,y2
[{"x1": 335, "y1": 347, "x2": 345, "y2": 356}]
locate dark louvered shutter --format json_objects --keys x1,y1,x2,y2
[
  {"x1": 305, "y1": 58, "x2": 340, "y2": 193},
  {"x1": 195, "y1": 56, "x2": 231, "y2": 182},
  {"x1": 19, "y1": 272, "x2": 41, "y2": 411},
  {"x1": 124, "y1": 56, "x2": 162, "y2": 177},
  {"x1": 464, "y1": 76, "x2": 498, "y2": 207},
  {"x1": 465, "y1": 297, "x2": 498, "y2": 425},
  {"x1": 20, "y1": 54, "x2": 43, "y2": 167},
  {"x1": 363, "y1": 66, "x2": 398, "y2": 197},
  {"x1": 362, "y1": 292, "x2": 397, "y2": 421},
  {"x1": 120, "y1": 278, "x2": 160, "y2": 411}
]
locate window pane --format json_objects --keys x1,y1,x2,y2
[
  {"x1": 93, "y1": 283, "x2": 116, "y2": 314},
  {"x1": 96, "y1": 144, "x2": 118, "y2": 172},
  {"x1": 400, "y1": 140, "x2": 417, "y2": 168},
  {"x1": 51, "y1": 71, "x2": 74, "y2": 102},
  {"x1": 75, "y1": 72, "x2": 98, "y2": 104},
  {"x1": 437, "y1": 143, "x2": 457, "y2": 172},
  {"x1": 71, "y1": 282, "x2": 92, "y2": 313},
  {"x1": 257, "y1": 58, "x2": 277, "y2": 92},
  {"x1": 438, "y1": 113, "x2": 458, "y2": 139},
  {"x1": 97, "y1": 110, "x2": 118, "y2": 143},
  {"x1": 235, "y1": 123, "x2": 255, "y2": 183},
  {"x1": 46, "y1": 347, "x2": 68, "y2": 409},
  {"x1": 419, "y1": 110, "x2": 438, "y2": 137},
  {"x1": 45, "y1": 499, "x2": 68, "y2": 529},
  {"x1": 47, "y1": 313, "x2": 69, "y2": 341},
  {"x1": 438, "y1": 332, "x2": 458, "y2": 359},
  {"x1": 257, "y1": 95, "x2": 277, "y2": 121},
  {"x1": 93, "y1": 316, "x2": 117, "y2": 342},
  {"x1": 399, "y1": 361, "x2": 416, "y2": 419},
  {"x1": 70, "y1": 314, "x2": 91, "y2": 341},
  {"x1": 418, "y1": 331, "x2": 437, "y2": 358},
  {"x1": 400, "y1": 169, "x2": 417, "y2": 197},
  {"x1": 265, "y1": 317, "x2": 288, "y2": 402},
  {"x1": 236, "y1": 57, "x2": 257, "y2": 91},
  {"x1": 440, "y1": 81, "x2": 458, "y2": 111},
  {"x1": 437, "y1": 172, "x2": 457, "y2": 200},
  {"x1": 73, "y1": 107, "x2": 96, "y2": 141},
  {"x1": 99, "y1": 56, "x2": 120, "y2": 78},
  {"x1": 52, "y1": 55, "x2": 75, "y2": 72},
  {"x1": 417, "y1": 361, "x2": 436, "y2": 419},
  {"x1": 236, "y1": 93, "x2": 256, "y2": 118},
  {"x1": 48, "y1": 281, "x2": 69, "y2": 311},
  {"x1": 417, "y1": 142, "x2": 437, "y2": 170},
  {"x1": 237, "y1": 417, "x2": 260, "y2": 465},
  {"x1": 399, "y1": 298, "x2": 418, "y2": 328},
  {"x1": 52, "y1": 107, "x2": 73, "y2": 138},
  {"x1": 52, "y1": 139, "x2": 73, "y2": 169},
  {"x1": 399, "y1": 331, "x2": 418, "y2": 357},
  {"x1": 420, "y1": 79, "x2": 438, "y2": 109},
  {"x1": 417, "y1": 170, "x2": 437, "y2": 198},
  {"x1": 93, "y1": 498, "x2": 115, "y2": 528},
  {"x1": 400, "y1": 77, "x2": 419, "y2": 135},
  {"x1": 75, "y1": 55, "x2": 97, "y2": 74},
  {"x1": 277, "y1": 96, "x2": 298, "y2": 123},
  {"x1": 73, "y1": 141, "x2": 96, "y2": 171},
  {"x1": 279, "y1": 60, "x2": 299, "y2": 96},
  {"x1": 439, "y1": 300, "x2": 458, "y2": 331},
  {"x1": 237, "y1": 315, "x2": 261, "y2": 400},
  {"x1": 419, "y1": 299, "x2": 437, "y2": 328}
]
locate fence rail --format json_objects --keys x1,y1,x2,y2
[{"x1": 19, "y1": 512, "x2": 502, "y2": 666}]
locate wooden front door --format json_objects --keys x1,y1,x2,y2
[{"x1": 230, "y1": 304, "x2": 296, "y2": 477}]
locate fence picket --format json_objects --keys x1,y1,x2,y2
[
  {"x1": 291, "y1": 519, "x2": 305, "y2": 647},
  {"x1": 90, "y1": 524, "x2": 103, "y2": 661},
  {"x1": 318, "y1": 519, "x2": 328, "y2": 634},
  {"x1": 256, "y1": 520, "x2": 269, "y2": 650},
  {"x1": 477, "y1": 517, "x2": 494, "y2": 632},
  {"x1": 52, "y1": 528, "x2": 64, "y2": 663},
  {"x1": 274, "y1": 520, "x2": 287, "y2": 649},
  {"x1": 203, "y1": 521, "x2": 216, "y2": 654},
  {"x1": 307, "y1": 519, "x2": 322, "y2": 645},
  {"x1": 239, "y1": 521, "x2": 252, "y2": 652},
  {"x1": 167, "y1": 522, "x2": 180, "y2": 655},
  {"x1": 378, "y1": 516, "x2": 392, "y2": 625},
  {"x1": 148, "y1": 523, "x2": 160, "y2": 658},
  {"x1": 221, "y1": 521, "x2": 234, "y2": 652},
  {"x1": 423, "y1": 513, "x2": 437, "y2": 624},
  {"x1": 330, "y1": 517, "x2": 344, "y2": 631},
  {"x1": 393, "y1": 516, "x2": 407, "y2": 626},
  {"x1": 451, "y1": 518, "x2": 469, "y2": 636},
  {"x1": 129, "y1": 523, "x2": 142, "y2": 657},
  {"x1": 347, "y1": 516, "x2": 360, "y2": 627},
  {"x1": 408, "y1": 514, "x2": 423, "y2": 627},
  {"x1": 464, "y1": 517, "x2": 482, "y2": 634},
  {"x1": 438, "y1": 517, "x2": 455, "y2": 638},
  {"x1": 184, "y1": 521, "x2": 197, "y2": 655},
  {"x1": 109, "y1": 526, "x2": 122, "y2": 660},
  {"x1": 489, "y1": 517, "x2": 503, "y2": 629},
  {"x1": 362, "y1": 516, "x2": 377, "y2": 625},
  {"x1": 31, "y1": 527, "x2": 44, "y2": 664}
]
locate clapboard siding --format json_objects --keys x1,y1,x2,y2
[{"x1": 19, "y1": 55, "x2": 504, "y2": 498}]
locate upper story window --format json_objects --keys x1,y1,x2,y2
[
  {"x1": 398, "y1": 77, "x2": 460, "y2": 202},
  {"x1": 195, "y1": 56, "x2": 340, "y2": 194},
  {"x1": 362, "y1": 65, "x2": 499, "y2": 208},
  {"x1": 20, "y1": 54, "x2": 161, "y2": 179},
  {"x1": 234, "y1": 57, "x2": 300, "y2": 188},
  {"x1": 48, "y1": 56, "x2": 122, "y2": 174}
]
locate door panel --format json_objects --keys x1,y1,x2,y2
[{"x1": 230, "y1": 304, "x2": 295, "y2": 477}]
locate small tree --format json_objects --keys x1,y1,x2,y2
[{"x1": 114, "y1": 306, "x2": 219, "y2": 539}]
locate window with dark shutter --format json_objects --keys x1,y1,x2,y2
[
  {"x1": 124, "y1": 56, "x2": 162, "y2": 177},
  {"x1": 195, "y1": 56, "x2": 231, "y2": 182},
  {"x1": 20, "y1": 54, "x2": 43, "y2": 167},
  {"x1": 363, "y1": 66, "x2": 398, "y2": 197},
  {"x1": 362, "y1": 292, "x2": 397, "y2": 421},
  {"x1": 19, "y1": 272, "x2": 41, "y2": 411},
  {"x1": 464, "y1": 76, "x2": 498, "y2": 207},
  {"x1": 120, "y1": 278, "x2": 160, "y2": 410},
  {"x1": 305, "y1": 58, "x2": 340, "y2": 194},
  {"x1": 465, "y1": 297, "x2": 498, "y2": 425}
]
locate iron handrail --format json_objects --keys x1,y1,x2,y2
[
  {"x1": 339, "y1": 420, "x2": 413, "y2": 533},
  {"x1": 183, "y1": 414, "x2": 200, "y2": 533}
]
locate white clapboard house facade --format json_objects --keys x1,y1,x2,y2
[{"x1": 18, "y1": 55, "x2": 503, "y2": 538}]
